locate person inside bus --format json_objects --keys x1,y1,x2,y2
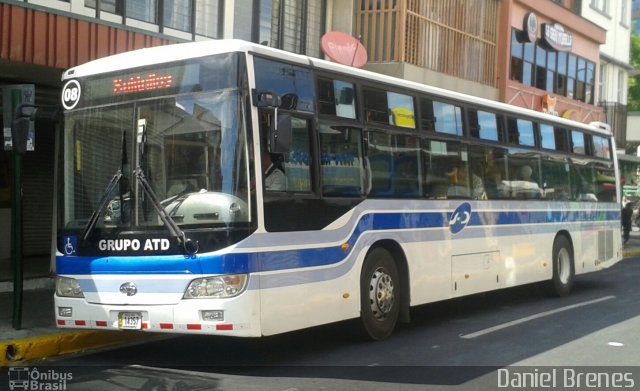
[
  {"x1": 470, "y1": 171, "x2": 486, "y2": 200},
  {"x1": 468, "y1": 159, "x2": 486, "y2": 200},
  {"x1": 513, "y1": 164, "x2": 542, "y2": 199},
  {"x1": 445, "y1": 163, "x2": 470, "y2": 198},
  {"x1": 262, "y1": 149, "x2": 286, "y2": 191},
  {"x1": 478, "y1": 147, "x2": 505, "y2": 199}
]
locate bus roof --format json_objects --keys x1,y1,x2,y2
[{"x1": 62, "y1": 39, "x2": 611, "y2": 136}]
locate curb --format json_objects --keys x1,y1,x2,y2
[
  {"x1": 0, "y1": 277, "x2": 54, "y2": 294},
  {"x1": 0, "y1": 330, "x2": 158, "y2": 365},
  {"x1": 623, "y1": 248, "x2": 640, "y2": 258}
]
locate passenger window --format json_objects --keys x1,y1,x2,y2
[
  {"x1": 540, "y1": 124, "x2": 555, "y2": 150},
  {"x1": 424, "y1": 140, "x2": 469, "y2": 199},
  {"x1": 571, "y1": 163, "x2": 597, "y2": 201},
  {"x1": 421, "y1": 99, "x2": 465, "y2": 136},
  {"x1": 469, "y1": 110, "x2": 503, "y2": 142},
  {"x1": 540, "y1": 156, "x2": 570, "y2": 200},
  {"x1": 253, "y1": 57, "x2": 314, "y2": 112},
  {"x1": 388, "y1": 92, "x2": 416, "y2": 128},
  {"x1": 433, "y1": 101, "x2": 464, "y2": 136},
  {"x1": 318, "y1": 78, "x2": 356, "y2": 119},
  {"x1": 364, "y1": 88, "x2": 416, "y2": 128},
  {"x1": 319, "y1": 123, "x2": 363, "y2": 196},
  {"x1": 367, "y1": 132, "x2": 393, "y2": 196},
  {"x1": 260, "y1": 113, "x2": 312, "y2": 193},
  {"x1": 505, "y1": 152, "x2": 542, "y2": 199},
  {"x1": 363, "y1": 88, "x2": 389, "y2": 124},
  {"x1": 571, "y1": 130, "x2": 586, "y2": 154},
  {"x1": 507, "y1": 118, "x2": 535, "y2": 147},
  {"x1": 366, "y1": 132, "x2": 420, "y2": 197},
  {"x1": 554, "y1": 127, "x2": 569, "y2": 152},
  {"x1": 283, "y1": 117, "x2": 312, "y2": 192},
  {"x1": 467, "y1": 146, "x2": 508, "y2": 200},
  {"x1": 593, "y1": 163, "x2": 616, "y2": 202},
  {"x1": 393, "y1": 135, "x2": 421, "y2": 197},
  {"x1": 592, "y1": 135, "x2": 611, "y2": 159}
]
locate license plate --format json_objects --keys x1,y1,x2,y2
[{"x1": 118, "y1": 312, "x2": 142, "y2": 330}]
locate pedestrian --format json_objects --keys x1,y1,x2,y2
[{"x1": 622, "y1": 202, "x2": 633, "y2": 244}]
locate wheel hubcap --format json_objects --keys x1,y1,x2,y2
[
  {"x1": 557, "y1": 248, "x2": 570, "y2": 284},
  {"x1": 369, "y1": 267, "x2": 395, "y2": 321}
]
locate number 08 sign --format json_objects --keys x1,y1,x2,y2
[{"x1": 61, "y1": 80, "x2": 81, "y2": 110}]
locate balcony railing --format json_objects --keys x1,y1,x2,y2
[{"x1": 355, "y1": 0, "x2": 499, "y2": 87}]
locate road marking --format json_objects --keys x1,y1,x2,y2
[{"x1": 460, "y1": 295, "x2": 616, "y2": 339}]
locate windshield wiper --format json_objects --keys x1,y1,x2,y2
[
  {"x1": 134, "y1": 167, "x2": 199, "y2": 255},
  {"x1": 81, "y1": 170, "x2": 123, "y2": 242}
]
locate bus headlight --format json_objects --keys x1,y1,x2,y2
[
  {"x1": 184, "y1": 275, "x2": 248, "y2": 299},
  {"x1": 55, "y1": 277, "x2": 84, "y2": 298}
]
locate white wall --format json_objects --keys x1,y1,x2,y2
[
  {"x1": 582, "y1": 0, "x2": 632, "y2": 104},
  {"x1": 627, "y1": 112, "x2": 640, "y2": 142}
]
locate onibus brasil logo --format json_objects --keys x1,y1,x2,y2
[{"x1": 8, "y1": 367, "x2": 72, "y2": 391}]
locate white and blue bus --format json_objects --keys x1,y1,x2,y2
[{"x1": 55, "y1": 40, "x2": 622, "y2": 340}]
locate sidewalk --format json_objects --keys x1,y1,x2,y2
[
  {"x1": 0, "y1": 286, "x2": 160, "y2": 365},
  {"x1": 0, "y1": 257, "x2": 161, "y2": 365},
  {"x1": 2, "y1": 232, "x2": 640, "y2": 366}
]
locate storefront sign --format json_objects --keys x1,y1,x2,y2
[
  {"x1": 542, "y1": 94, "x2": 558, "y2": 116},
  {"x1": 542, "y1": 23, "x2": 572, "y2": 52},
  {"x1": 562, "y1": 109, "x2": 578, "y2": 120},
  {"x1": 523, "y1": 12, "x2": 538, "y2": 43}
]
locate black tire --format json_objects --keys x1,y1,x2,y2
[
  {"x1": 360, "y1": 247, "x2": 400, "y2": 341},
  {"x1": 550, "y1": 235, "x2": 574, "y2": 297}
]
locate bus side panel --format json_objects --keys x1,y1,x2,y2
[
  {"x1": 257, "y1": 250, "x2": 366, "y2": 336},
  {"x1": 500, "y1": 232, "x2": 554, "y2": 288},
  {"x1": 575, "y1": 222, "x2": 621, "y2": 274},
  {"x1": 404, "y1": 240, "x2": 454, "y2": 305}
]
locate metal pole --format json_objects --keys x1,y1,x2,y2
[
  {"x1": 11, "y1": 149, "x2": 23, "y2": 330},
  {"x1": 5, "y1": 85, "x2": 34, "y2": 330}
]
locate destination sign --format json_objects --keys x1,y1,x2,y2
[
  {"x1": 112, "y1": 74, "x2": 173, "y2": 95},
  {"x1": 62, "y1": 52, "x2": 241, "y2": 109}
]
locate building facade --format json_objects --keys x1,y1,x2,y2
[{"x1": 582, "y1": 0, "x2": 632, "y2": 149}]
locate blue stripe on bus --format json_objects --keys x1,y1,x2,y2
[{"x1": 56, "y1": 208, "x2": 621, "y2": 276}]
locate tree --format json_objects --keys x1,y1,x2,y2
[{"x1": 628, "y1": 35, "x2": 640, "y2": 112}]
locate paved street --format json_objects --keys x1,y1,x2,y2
[{"x1": 20, "y1": 255, "x2": 640, "y2": 390}]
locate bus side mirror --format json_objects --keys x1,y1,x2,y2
[
  {"x1": 253, "y1": 90, "x2": 281, "y2": 108},
  {"x1": 11, "y1": 117, "x2": 32, "y2": 155},
  {"x1": 270, "y1": 112, "x2": 292, "y2": 154}
]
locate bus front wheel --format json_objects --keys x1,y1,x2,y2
[
  {"x1": 551, "y1": 235, "x2": 574, "y2": 297},
  {"x1": 360, "y1": 247, "x2": 400, "y2": 340}
]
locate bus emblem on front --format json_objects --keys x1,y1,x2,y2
[{"x1": 120, "y1": 282, "x2": 138, "y2": 296}]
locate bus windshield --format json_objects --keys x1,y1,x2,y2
[{"x1": 62, "y1": 64, "x2": 250, "y2": 233}]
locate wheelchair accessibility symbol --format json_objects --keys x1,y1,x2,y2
[
  {"x1": 449, "y1": 202, "x2": 472, "y2": 234},
  {"x1": 64, "y1": 236, "x2": 77, "y2": 255}
]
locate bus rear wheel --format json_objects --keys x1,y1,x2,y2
[
  {"x1": 551, "y1": 235, "x2": 574, "y2": 297},
  {"x1": 360, "y1": 247, "x2": 400, "y2": 340}
]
